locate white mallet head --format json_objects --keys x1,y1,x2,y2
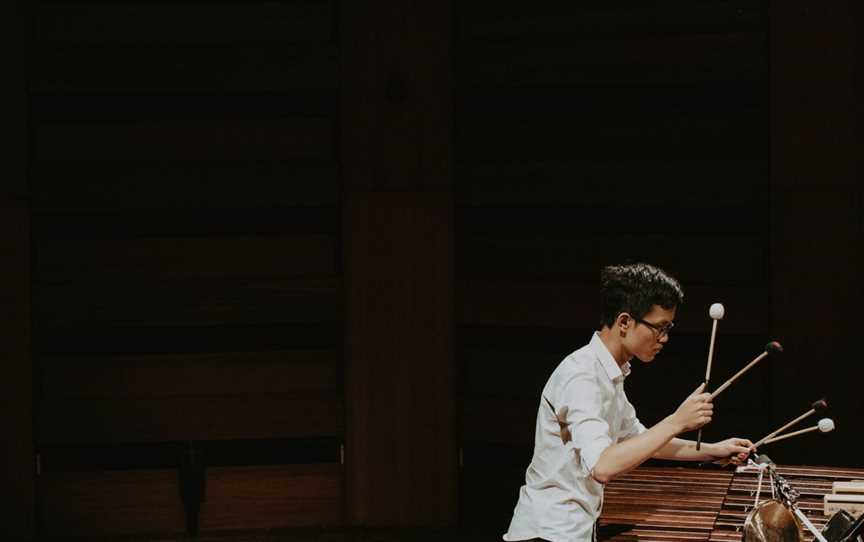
[
  {"x1": 709, "y1": 303, "x2": 725, "y2": 320},
  {"x1": 818, "y1": 418, "x2": 835, "y2": 433}
]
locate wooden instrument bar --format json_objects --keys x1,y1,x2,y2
[{"x1": 599, "y1": 464, "x2": 864, "y2": 541}]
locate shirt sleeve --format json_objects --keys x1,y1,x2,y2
[
  {"x1": 618, "y1": 394, "x2": 648, "y2": 441},
  {"x1": 559, "y1": 370, "x2": 613, "y2": 475}
]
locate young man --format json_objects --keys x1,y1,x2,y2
[{"x1": 503, "y1": 263, "x2": 753, "y2": 542}]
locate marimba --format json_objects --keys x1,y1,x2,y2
[{"x1": 598, "y1": 463, "x2": 864, "y2": 541}]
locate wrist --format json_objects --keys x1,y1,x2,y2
[
  {"x1": 661, "y1": 415, "x2": 686, "y2": 436},
  {"x1": 699, "y1": 441, "x2": 718, "y2": 458}
]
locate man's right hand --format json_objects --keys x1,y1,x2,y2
[{"x1": 670, "y1": 382, "x2": 713, "y2": 432}]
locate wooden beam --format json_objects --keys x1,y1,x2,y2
[
  {"x1": 341, "y1": 0, "x2": 456, "y2": 526},
  {"x1": 0, "y1": 0, "x2": 34, "y2": 536}
]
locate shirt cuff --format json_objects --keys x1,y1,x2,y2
[{"x1": 578, "y1": 436, "x2": 611, "y2": 476}]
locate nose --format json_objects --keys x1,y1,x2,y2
[{"x1": 658, "y1": 332, "x2": 670, "y2": 344}]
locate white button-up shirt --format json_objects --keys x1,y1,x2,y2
[{"x1": 503, "y1": 332, "x2": 647, "y2": 542}]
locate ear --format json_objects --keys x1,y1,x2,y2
[{"x1": 616, "y1": 312, "x2": 632, "y2": 331}]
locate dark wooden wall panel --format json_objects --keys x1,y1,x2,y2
[
  {"x1": 30, "y1": 0, "x2": 343, "y2": 536},
  {"x1": 32, "y1": 1, "x2": 336, "y2": 93},
  {"x1": 455, "y1": 0, "x2": 769, "y2": 527},
  {"x1": 769, "y1": 0, "x2": 860, "y2": 468},
  {"x1": 39, "y1": 464, "x2": 342, "y2": 536}
]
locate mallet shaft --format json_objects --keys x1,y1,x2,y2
[
  {"x1": 761, "y1": 425, "x2": 820, "y2": 445},
  {"x1": 710, "y1": 351, "x2": 769, "y2": 400},
  {"x1": 751, "y1": 408, "x2": 816, "y2": 450}
]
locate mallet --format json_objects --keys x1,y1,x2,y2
[
  {"x1": 697, "y1": 302, "x2": 725, "y2": 450},
  {"x1": 761, "y1": 418, "x2": 835, "y2": 446},
  {"x1": 750, "y1": 398, "x2": 828, "y2": 451},
  {"x1": 709, "y1": 341, "x2": 783, "y2": 400}
]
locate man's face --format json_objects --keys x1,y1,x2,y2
[{"x1": 624, "y1": 304, "x2": 676, "y2": 363}]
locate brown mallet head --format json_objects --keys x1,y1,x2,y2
[
  {"x1": 812, "y1": 398, "x2": 828, "y2": 411},
  {"x1": 765, "y1": 341, "x2": 783, "y2": 354}
]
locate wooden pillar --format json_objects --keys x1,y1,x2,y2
[
  {"x1": 769, "y1": 1, "x2": 861, "y2": 465},
  {"x1": 1, "y1": 1, "x2": 34, "y2": 535},
  {"x1": 340, "y1": 1, "x2": 456, "y2": 526}
]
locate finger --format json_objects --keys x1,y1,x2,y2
[{"x1": 690, "y1": 382, "x2": 706, "y2": 396}]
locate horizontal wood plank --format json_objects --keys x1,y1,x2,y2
[
  {"x1": 37, "y1": 236, "x2": 336, "y2": 280},
  {"x1": 39, "y1": 394, "x2": 343, "y2": 444},
  {"x1": 34, "y1": 278, "x2": 340, "y2": 328},
  {"x1": 459, "y1": 34, "x2": 766, "y2": 87},
  {"x1": 459, "y1": 0, "x2": 762, "y2": 38},
  {"x1": 31, "y1": 162, "x2": 338, "y2": 211},
  {"x1": 38, "y1": 463, "x2": 342, "y2": 536},
  {"x1": 201, "y1": 464, "x2": 343, "y2": 530},
  {"x1": 39, "y1": 468, "x2": 184, "y2": 536},
  {"x1": 460, "y1": 235, "x2": 766, "y2": 282},
  {"x1": 40, "y1": 350, "x2": 341, "y2": 398},
  {"x1": 460, "y1": 110, "x2": 763, "y2": 160},
  {"x1": 32, "y1": 45, "x2": 337, "y2": 92},
  {"x1": 35, "y1": 119, "x2": 334, "y2": 162},
  {"x1": 457, "y1": 160, "x2": 767, "y2": 208},
  {"x1": 35, "y1": 2, "x2": 334, "y2": 44},
  {"x1": 459, "y1": 281, "x2": 769, "y2": 333}
]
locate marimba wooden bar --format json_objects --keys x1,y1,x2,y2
[{"x1": 599, "y1": 464, "x2": 864, "y2": 542}]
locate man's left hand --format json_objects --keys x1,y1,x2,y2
[{"x1": 709, "y1": 437, "x2": 754, "y2": 466}]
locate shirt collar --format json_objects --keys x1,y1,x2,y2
[{"x1": 590, "y1": 332, "x2": 631, "y2": 381}]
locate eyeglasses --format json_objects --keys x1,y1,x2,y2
[{"x1": 633, "y1": 317, "x2": 674, "y2": 340}]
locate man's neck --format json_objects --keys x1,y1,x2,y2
[{"x1": 598, "y1": 327, "x2": 632, "y2": 367}]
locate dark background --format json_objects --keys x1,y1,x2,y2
[{"x1": 2, "y1": 0, "x2": 861, "y2": 538}]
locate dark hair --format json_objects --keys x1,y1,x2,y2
[{"x1": 599, "y1": 263, "x2": 684, "y2": 328}]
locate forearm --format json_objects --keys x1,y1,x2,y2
[
  {"x1": 653, "y1": 437, "x2": 718, "y2": 462},
  {"x1": 592, "y1": 416, "x2": 683, "y2": 483}
]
